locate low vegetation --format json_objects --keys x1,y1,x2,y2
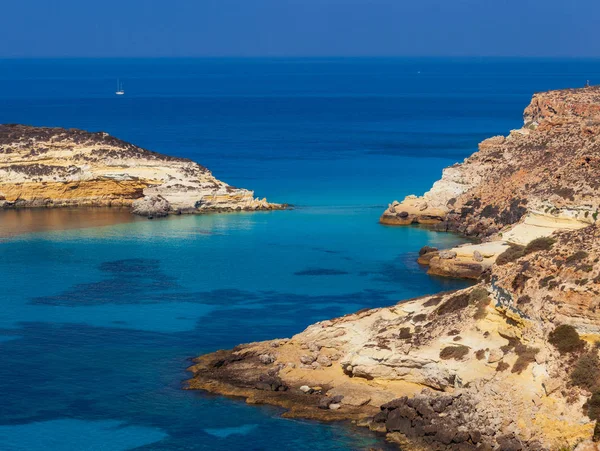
[
  {"x1": 436, "y1": 292, "x2": 470, "y2": 316},
  {"x1": 496, "y1": 245, "x2": 525, "y2": 266},
  {"x1": 524, "y1": 236, "x2": 556, "y2": 255},
  {"x1": 423, "y1": 295, "x2": 443, "y2": 307},
  {"x1": 566, "y1": 251, "x2": 589, "y2": 265},
  {"x1": 511, "y1": 344, "x2": 539, "y2": 374},
  {"x1": 586, "y1": 391, "x2": 600, "y2": 421},
  {"x1": 398, "y1": 327, "x2": 412, "y2": 340},
  {"x1": 570, "y1": 352, "x2": 600, "y2": 391},
  {"x1": 435, "y1": 287, "x2": 490, "y2": 318},
  {"x1": 549, "y1": 324, "x2": 585, "y2": 355},
  {"x1": 439, "y1": 345, "x2": 469, "y2": 360},
  {"x1": 496, "y1": 361, "x2": 510, "y2": 372}
]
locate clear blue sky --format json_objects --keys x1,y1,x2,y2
[{"x1": 2, "y1": 0, "x2": 599, "y2": 58}]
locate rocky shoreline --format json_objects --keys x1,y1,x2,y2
[
  {"x1": 0, "y1": 124, "x2": 286, "y2": 217},
  {"x1": 188, "y1": 87, "x2": 600, "y2": 450}
]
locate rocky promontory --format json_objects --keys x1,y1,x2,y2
[
  {"x1": 381, "y1": 87, "x2": 600, "y2": 238},
  {"x1": 188, "y1": 87, "x2": 600, "y2": 450},
  {"x1": 0, "y1": 124, "x2": 284, "y2": 217}
]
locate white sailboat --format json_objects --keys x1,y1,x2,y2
[{"x1": 115, "y1": 79, "x2": 125, "y2": 95}]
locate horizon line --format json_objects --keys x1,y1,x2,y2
[{"x1": 2, "y1": 55, "x2": 600, "y2": 61}]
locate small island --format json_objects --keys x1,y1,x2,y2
[
  {"x1": 0, "y1": 124, "x2": 284, "y2": 218},
  {"x1": 187, "y1": 87, "x2": 600, "y2": 450}
]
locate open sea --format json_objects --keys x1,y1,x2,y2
[{"x1": 0, "y1": 58, "x2": 599, "y2": 450}]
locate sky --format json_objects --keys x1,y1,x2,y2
[{"x1": 1, "y1": 0, "x2": 599, "y2": 58}]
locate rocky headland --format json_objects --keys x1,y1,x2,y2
[
  {"x1": 0, "y1": 124, "x2": 284, "y2": 217},
  {"x1": 188, "y1": 87, "x2": 600, "y2": 450}
]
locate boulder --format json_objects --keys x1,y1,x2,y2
[
  {"x1": 488, "y1": 349, "x2": 504, "y2": 363},
  {"x1": 496, "y1": 434, "x2": 523, "y2": 451},
  {"x1": 439, "y1": 250, "x2": 458, "y2": 259},
  {"x1": 316, "y1": 355, "x2": 332, "y2": 367},
  {"x1": 258, "y1": 353, "x2": 276, "y2": 365},
  {"x1": 131, "y1": 195, "x2": 171, "y2": 217},
  {"x1": 419, "y1": 246, "x2": 439, "y2": 256},
  {"x1": 385, "y1": 409, "x2": 413, "y2": 435},
  {"x1": 300, "y1": 354, "x2": 316, "y2": 365}
]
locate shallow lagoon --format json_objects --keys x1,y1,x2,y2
[{"x1": 0, "y1": 208, "x2": 469, "y2": 450}]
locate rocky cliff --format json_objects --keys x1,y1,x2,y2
[
  {"x1": 380, "y1": 87, "x2": 600, "y2": 238},
  {"x1": 0, "y1": 124, "x2": 283, "y2": 216},
  {"x1": 188, "y1": 88, "x2": 600, "y2": 450}
]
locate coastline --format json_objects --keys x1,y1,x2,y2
[
  {"x1": 187, "y1": 87, "x2": 600, "y2": 450},
  {"x1": 0, "y1": 124, "x2": 285, "y2": 218}
]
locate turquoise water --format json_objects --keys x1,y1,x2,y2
[{"x1": 1, "y1": 58, "x2": 598, "y2": 450}]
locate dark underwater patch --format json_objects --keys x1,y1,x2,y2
[
  {"x1": 31, "y1": 258, "x2": 179, "y2": 305},
  {"x1": 294, "y1": 268, "x2": 349, "y2": 276}
]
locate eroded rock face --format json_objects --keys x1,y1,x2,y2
[
  {"x1": 0, "y1": 124, "x2": 284, "y2": 214},
  {"x1": 380, "y1": 87, "x2": 600, "y2": 239},
  {"x1": 187, "y1": 282, "x2": 595, "y2": 449},
  {"x1": 492, "y1": 225, "x2": 600, "y2": 334}
]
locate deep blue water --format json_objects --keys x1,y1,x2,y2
[{"x1": 0, "y1": 58, "x2": 598, "y2": 450}]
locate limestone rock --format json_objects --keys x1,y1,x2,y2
[
  {"x1": 439, "y1": 250, "x2": 457, "y2": 259},
  {"x1": 131, "y1": 195, "x2": 171, "y2": 218},
  {"x1": 0, "y1": 124, "x2": 284, "y2": 214},
  {"x1": 300, "y1": 354, "x2": 316, "y2": 365},
  {"x1": 316, "y1": 355, "x2": 332, "y2": 367},
  {"x1": 488, "y1": 349, "x2": 504, "y2": 363}
]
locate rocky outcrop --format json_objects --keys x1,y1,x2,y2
[
  {"x1": 418, "y1": 242, "x2": 510, "y2": 279},
  {"x1": 0, "y1": 124, "x2": 284, "y2": 215},
  {"x1": 381, "y1": 87, "x2": 600, "y2": 239},
  {"x1": 131, "y1": 195, "x2": 171, "y2": 218},
  {"x1": 188, "y1": 281, "x2": 596, "y2": 449}
]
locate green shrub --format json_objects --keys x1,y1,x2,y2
[
  {"x1": 436, "y1": 292, "x2": 470, "y2": 316},
  {"x1": 511, "y1": 344, "x2": 539, "y2": 374},
  {"x1": 549, "y1": 324, "x2": 585, "y2": 355},
  {"x1": 475, "y1": 349, "x2": 486, "y2": 360},
  {"x1": 539, "y1": 276, "x2": 555, "y2": 288},
  {"x1": 512, "y1": 273, "x2": 531, "y2": 292},
  {"x1": 413, "y1": 313, "x2": 427, "y2": 323},
  {"x1": 439, "y1": 345, "x2": 469, "y2": 360},
  {"x1": 500, "y1": 335, "x2": 521, "y2": 354},
  {"x1": 524, "y1": 237, "x2": 556, "y2": 255},
  {"x1": 496, "y1": 361, "x2": 510, "y2": 372},
  {"x1": 566, "y1": 251, "x2": 589, "y2": 265},
  {"x1": 398, "y1": 327, "x2": 412, "y2": 340},
  {"x1": 570, "y1": 352, "x2": 600, "y2": 391},
  {"x1": 470, "y1": 287, "x2": 491, "y2": 320},
  {"x1": 423, "y1": 295, "x2": 443, "y2": 307},
  {"x1": 517, "y1": 295, "x2": 531, "y2": 305},
  {"x1": 587, "y1": 391, "x2": 600, "y2": 420},
  {"x1": 496, "y1": 245, "x2": 525, "y2": 266}
]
